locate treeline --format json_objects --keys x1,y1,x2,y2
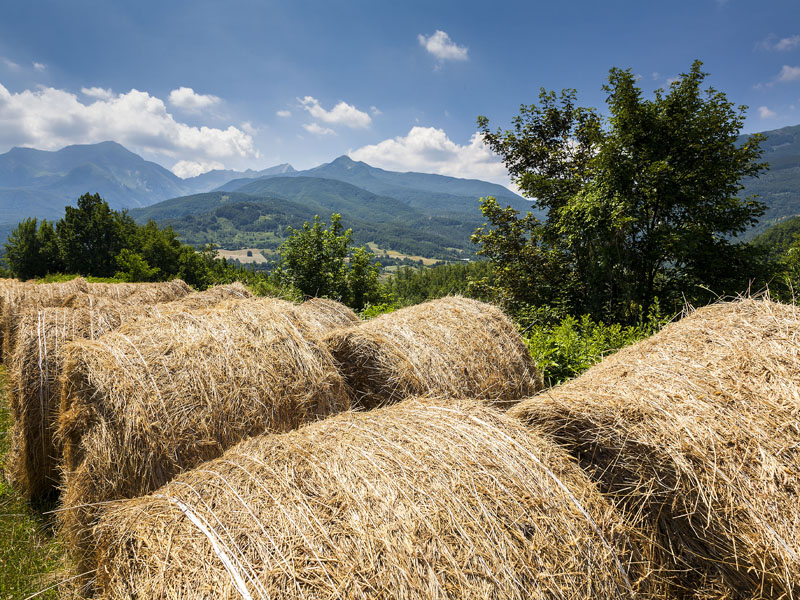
[{"x1": 4, "y1": 193, "x2": 282, "y2": 292}]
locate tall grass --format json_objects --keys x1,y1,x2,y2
[{"x1": 0, "y1": 367, "x2": 62, "y2": 600}]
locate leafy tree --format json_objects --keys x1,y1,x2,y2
[
  {"x1": 114, "y1": 249, "x2": 159, "y2": 282},
  {"x1": 57, "y1": 193, "x2": 137, "y2": 277},
  {"x1": 37, "y1": 220, "x2": 64, "y2": 274},
  {"x1": 476, "y1": 60, "x2": 768, "y2": 321},
  {"x1": 277, "y1": 214, "x2": 381, "y2": 309},
  {"x1": 5, "y1": 218, "x2": 43, "y2": 280}
]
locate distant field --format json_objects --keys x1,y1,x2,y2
[
  {"x1": 366, "y1": 243, "x2": 439, "y2": 265},
  {"x1": 216, "y1": 248, "x2": 269, "y2": 264}
]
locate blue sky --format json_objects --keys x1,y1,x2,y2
[{"x1": 1, "y1": 0, "x2": 799, "y2": 187}]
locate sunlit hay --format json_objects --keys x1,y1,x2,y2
[
  {"x1": 57, "y1": 297, "x2": 350, "y2": 573},
  {"x1": 323, "y1": 296, "x2": 541, "y2": 410},
  {"x1": 5, "y1": 299, "x2": 142, "y2": 500},
  {"x1": 87, "y1": 280, "x2": 192, "y2": 305},
  {"x1": 150, "y1": 282, "x2": 253, "y2": 314},
  {"x1": 91, "y1": 397, "x2": 658, "y2": 600},
  {"x1": 0, "y1": 278, "x2": 90, "y2": 363},
  {"x1": 508, "y1": 298, "x2": 800, "y2": 599},
  {"x1": 293, "y1": 297, "x2": 360, "y2": 338}
]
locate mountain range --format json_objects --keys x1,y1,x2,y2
[{"x1": 1, "y1": 123, "x2": 800, "y2": 258}]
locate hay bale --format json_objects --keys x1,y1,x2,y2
[
  {"x1": 0, "y1": 278, "x2": 90, "y2": 363},
  {"x1": 293, "y1": 297, "x2": 360, "y2": 338},
  {"x1": 152, "y1": 282, "x2": 252, "y2": 313},
  {"x1": 508, "y1": 298, "x2": 800, "y2": 599},
  {"x1": 58, "y1": 297, "x2": 350, "y2": 571},
  {"x1": 5, "y1": 299, "x2": 142, "y2": 500},
  {"x1": 87, "y1": 279, "x2": 192, "y2": 304},
  {"x1": 91, "y1": 397, "x2": 651, "y2": 600},
  {"x1": 323, "y1": 296, "x2": 541, "y2": 410}
]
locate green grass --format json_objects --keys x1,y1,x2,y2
[{"x1": 0, "y1": 367, "x2": 63, "y2": 600}]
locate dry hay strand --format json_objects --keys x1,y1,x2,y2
[
  {"x1": 86, "y1": 279, "x2": 192, "y2": 305},
  {"x1": 5, "y1": 299, "x2": 143, "y2": 500},
  {"x1": 323, "y1": 296, "x2": 541, "y2": 411},
  {"x1": 0, "y1": 278, "x2": 90, "y2": 363},
  {"x1": 293, "y1": 297, "x2": 360, "y2": 338},
  {"x1": 57, "y1": 297, "x2": 350, "y2": 573},
  {"x1": 152, "y1": 282, "x2": 252, "y2": 313},
  {"x1": 508, "y1": 298, "x2": 800, "y2": 599},
  {"x1": 90, "y1": 397, "x2": 655, "y2": 600}
]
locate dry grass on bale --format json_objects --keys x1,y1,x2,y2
[
  {"x1": 86, "y1": 279, "x2": 192, "y2": 305},
  {"x1": 57, "y1": 297, "x2": 350, "y2": 574},
  {"x1": 89, "y1": 397, "x2": 658, "y2": 600},
  {"x1": 0, "y1": 278, "x2": 90, "y2": 363},
  {"x1": 323, "y1": 296, "x2": 541, "y2": 410},
  {"x1": 4, "y1": 284, "x2": 253, "y2": 502},
  {"x1": 5, "y1": 298, "x2": 144, "y2": 501},
  {"x1": 508, "y1": 298, "x2": 800, "y2": 599},
  {"x1": 292, "y1": 297, "x2": 360, "y2": 338}
]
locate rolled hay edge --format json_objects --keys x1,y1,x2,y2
[
  {"x1": 508, "y1": 298, "x2": 800, "y2": 599},
  {"x1": 322, "y1": 296, "x2": 541, "y2": 411},
  {"x1": 91, "y1": 398, "x2": 656, "y2": 600},
  {"x1": 56, "y1": 297, "x2": 351, "y2": 576}
]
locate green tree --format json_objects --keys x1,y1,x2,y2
[
  {"x1": 277, "y1": 213, "x2": 381, "y2": 308},
  {"x1": 57, "y1": 193, "x2": 137, "y2": 277},
  {"x1": 5, "y1": 218, "x2": 43, "y2": 280},
  {"x1": 476, "y1": 60, "x2": 767, "y2": 321},
  {"x1": 114, "y1": 249, "x2": 159, "y2": 282}
]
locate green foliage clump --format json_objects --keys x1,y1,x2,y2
[
  {"x1": 274, "y1": 214, "x2": 382, "y2": 310},
  {"x1": 523, "y1": 310, "x2": 668, "y2": 386},
  {"x1": 385, "y1": 261, "x2": 493, "y2": 305}
]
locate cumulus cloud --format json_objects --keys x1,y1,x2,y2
[
  {"x1": 299, "y1": 96, "x2": 371, "y2": 128},
  {"x1": 303, "y1": 122, "x2": 336, "y2": 136},
  {"x1": 778, "y1": 65, "x2": 800, "y2": 82},
  {"x1": 0, "y1": 82, "x2": 257, "y2": 166},
  {"x1": 168, "y1": 86, "x2": 221, "y2": 112},
  {"x1": 81, "y1": 86, "x2": 114, "y2": 100},
  {"x1": 758, "y1": 106, "x2": 777, "y2": 118},
  {"x1": 370, "y1": 105, "x2": 382, "y2": 116},
  {"x1": 276, "y1": 109, "x2": 292, "y2": 118},
  {"x1": 33, "y1": 62, "x2": 46, "y2": 71},
  {"x1": 417, "y1": 30, "x2": 468, "y2": 62},
  {"x1": 171, "y1": 159, "x2": 225, "y2": 178},
  {"x1": 349, "y1": 126, "x2": 513, "y2": 190}
]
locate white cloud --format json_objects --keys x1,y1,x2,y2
[
  {"x1": 1, "y1": 57, "x2": 19, "y2": 71},
  {"x1": 299, "y1": 96, "x2": 371, "y2": 128},
  {"x1": 417, "y1": 30, "x2": 468, "y2": 62},
  {"x1": 0, "y1": 82, "x2": 257, "y2": 165},
  {"x1": 652, "y1": 72, "x2": 660, "y2": 80},
  {"x1": 302, "y1": 122, "x2": 336, "y2": 136},
  {"x1": 776, "y1": 35, "x2": 800, "y2": 51},
  {"x1": 81, "y1": 86, "x2": 114, "y2": 100},
  {"x1": 778, "y1": 65, "x2": 800, "y2": 82},
  {"x1": 171, "y1": 159, "x2": 225, "y2": 178},
  {"x1": 758, "y1": 34, "x2": 800, "y2": 51},
  {"x1": 370, "y1": 105, "x2": 382, "y2": 116},
  {"x1": 276, "y1": 109, "x2": 292, "y2": 118},
  {"x1": 666, "y1": 76, "x2": 680, "y2": 85},
  {"x1": 168, "y1": 86, "x2": 221, "y2": 111},
  {"x1": 758, "y1": 105, "x2": 777, "y2": 118},
  {"x1": 350, "y1": 126, "x2": 513, "y2": 191},
  {"x1": 33, "y1": 62, "x2": 46, "y2": 71}
]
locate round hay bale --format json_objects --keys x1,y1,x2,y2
[
  {"x1": 5, "y1": 299, "x2": 142, "y2": 500},
  {"x1": 87, "y1": 279, "x2": 192, "y2": 305},
  {"x1": 508, "y1": 298, "x2": 800, "y2": 599},
  {"x1": 152, "y1": 282, "x2": 252, "y2": 313},
  {"x1": 57, "y1": 297, "x2": 350, "y2": 572},
  {"x1": 92, "y1": 397, "x2": 650, "y2": 600},
  {"x1": 293, "y1": 297, "x2": 360, "y2": 338},
  {"x1": 0, "y1": 278, "x2": 90, "y2": 363},
  {"x1": 323, "y1": 296, "x2": 541, "y2": 410}
]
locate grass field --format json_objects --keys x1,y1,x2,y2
[{"x1": 0, "y1": 367, "x2": 62, "y2": 600}]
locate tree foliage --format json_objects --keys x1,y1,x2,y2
[
  {"x1": 276, "y1": 214, "x2": 381, "y2": 309},
  {"x1": 475, "y1": 60, "x2": 768, "y2": 321}
]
